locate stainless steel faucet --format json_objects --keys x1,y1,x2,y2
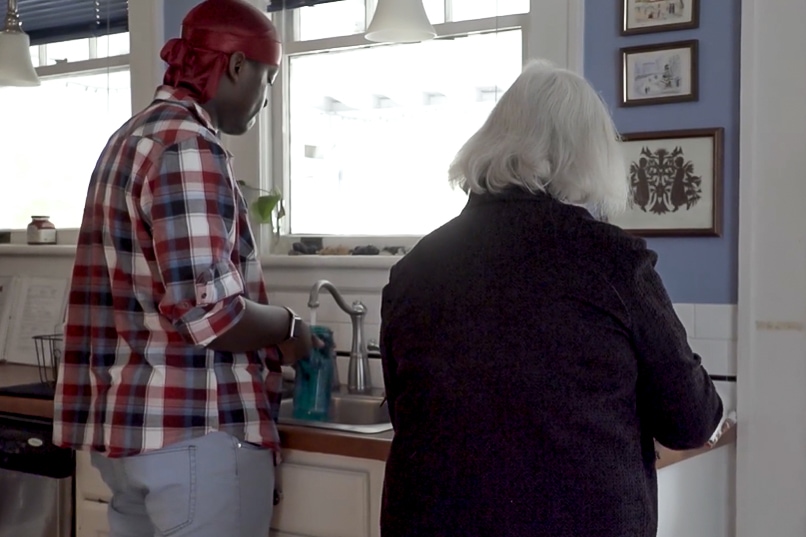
[{"x1": 307, "y1": 280, "x2": 372, "y2": 394}]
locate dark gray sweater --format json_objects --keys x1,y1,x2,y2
[{"x1": 380, "y1": 189, "x2": 723, "y2": 537}]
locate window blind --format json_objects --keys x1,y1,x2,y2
[
  {"x1": 266, "y1": 0, "x2": 345, "y2": 12},
  {"x1": 17, "y1": 0, "x2": 128, "y2": 46}
]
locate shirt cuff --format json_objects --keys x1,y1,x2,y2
[{"x1": 177, "y1": 294, "x2": 246, "y2": 347}]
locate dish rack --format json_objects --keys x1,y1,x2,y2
[{"x1": 32, "y1": 333, "x2": 63, "y2": 387}]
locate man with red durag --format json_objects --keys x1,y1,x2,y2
[{"x1": 53, "y1": 1, "x2": 317, "y2": 535}]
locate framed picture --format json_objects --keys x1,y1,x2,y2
[
  {"x1": 621, "y1": 0, "x2": 700, "y2": 35},
  {"x1": 610, "y1": 128, "x2": 724, "y2": 237},
  {"x1": 620, "y1": 40, "x2": 698, "y2": 106}
]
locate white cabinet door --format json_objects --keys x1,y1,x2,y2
[
  {"x1": 75, "y1": 450, "x2": 112, "y2": 502},
  {"x1": 76, "y1": 499, "x2": 111, "y2": 537},
  {"x1": 75, "y1": 451, "x2": 113, "y2": 537},
  {"x1": 76, "y1": 447, "x2": 386, "y2": 537},
  {"x1": 271, "y1": 450, "x2": 386, "y2": 537},
  {"x1": 657, "y1": 445, "x2": 736, "y2": 537}
]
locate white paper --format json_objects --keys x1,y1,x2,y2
[
  {"x1": 0, "y1": 275, "x2": 17, "y2": 363},
  {"x1": 3, "y1": 277, "x2": 69, "y2": 366}
]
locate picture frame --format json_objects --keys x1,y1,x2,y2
[
  {"x1": 621, "y1": 0, "x2": 700, "y2": 35},
  {"x1": 609, "y1": 127, "x2": 724, "y2": 237},
  {"x1": 620, "y1": 40, "x2": 698, "y2": 107}
]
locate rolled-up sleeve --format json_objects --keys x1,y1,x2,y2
[{"x1": 140, "y1": 135, "x2": 246, "y2": 347}]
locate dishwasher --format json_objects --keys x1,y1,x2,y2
[{"x1": 0, "y1": 412, "x2": 74, "y2": 537}]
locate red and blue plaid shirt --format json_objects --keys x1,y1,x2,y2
[{"x1": 53, "y1": 86, "x2": 282, "y2": 457}]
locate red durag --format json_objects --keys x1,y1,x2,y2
[{"x1": 160, "y1": 0, "x2": 282, "y2": 103}]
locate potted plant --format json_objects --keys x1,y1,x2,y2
[{"x1": 237, "y1": 180, "x2": 285, "y2": 243}]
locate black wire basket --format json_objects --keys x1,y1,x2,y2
[{"x1": 32, "y1": 333, "x2": 62, "y2": 387}]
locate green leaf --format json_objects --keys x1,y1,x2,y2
[{"x1": 253, "y1": 194, "x2": 281, "y2": 223}]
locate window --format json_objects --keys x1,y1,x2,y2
[
  {"x1": 273, "y1": 0, "x2": 528, "y2": 237},
  {"x1": 0, "y1": 34, "x2": 132, "y2": 230}
]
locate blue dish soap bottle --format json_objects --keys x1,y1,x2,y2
[{"x1": 293, "y1": 325, "x2": 336, "y2": 421}]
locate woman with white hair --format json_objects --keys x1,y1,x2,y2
[{"x1": 379, "y1": 60, "x2": 722, "y2": 537}]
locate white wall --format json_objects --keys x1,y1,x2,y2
[
  {"x1": 128, "y1": 0, "x2": 164, "y2": 112},
  {"x1": 737, "y1": 0, "x2": 806, "y2": 535}
]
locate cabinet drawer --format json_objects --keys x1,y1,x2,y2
[{"x1": 271, "y1": 462, "x2": 371, "y2": 537}]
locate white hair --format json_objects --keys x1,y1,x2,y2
[{"x1": 448, "y1": 59, "x2": 628, "y2": 219}]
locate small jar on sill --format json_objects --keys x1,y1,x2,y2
[{"x1": 26, "y1": 216, "x2": 57, "y2": 245}]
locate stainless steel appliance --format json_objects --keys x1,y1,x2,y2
[{"x1": 0, "y1": 412, "x2": 74, "y2": 537}]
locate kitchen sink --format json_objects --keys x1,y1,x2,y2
[{"x1": 278, "y1": 389, "x2": 392, "y2": 434}]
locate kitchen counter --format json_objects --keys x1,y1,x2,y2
[
  {"x1": 0, "y1": 363, "x2": 55, "y2": 419},
  {"x1": 0, "y1": 363, "x2": 43, "y2": 386},
  {"x1": 0, "y1": 363, "x2": 735, "y2": 466}
]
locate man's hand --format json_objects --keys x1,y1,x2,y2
[{"x1": 277, "y1": 320, "x2": 322, "y2": 366}]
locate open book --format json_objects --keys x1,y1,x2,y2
[{"x1": 0, "y1": 276, "x2": 70, "y2": 366}]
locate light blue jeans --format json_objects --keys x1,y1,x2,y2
[{"x1": 90, "y1": 432, "x2": 275, "y2": 537}]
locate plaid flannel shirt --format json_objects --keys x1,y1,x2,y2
[{"x1": 53, "y1": 86, "x2": 282, "y2": 457}]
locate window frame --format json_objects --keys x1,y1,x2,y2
[
  {"x1": 263, "y1": 0, "x2": 584, "y2": 252},
  {"x1": 0, "y1": 37, "x2": 131, "y2": 244},
  {"x1": 33, "y1": 41, "x2": 129, "y2": 80},
  {"x1": 0, "y1": 0, "x2": 162, "y2": 246}
]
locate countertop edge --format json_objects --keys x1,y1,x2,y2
[
  {"x1": 0, "y1": 394, "x2": 737, "y2": 466},
  {"x1": 656, "y1": 426, "x2": 737, "y2": 470},
  {"x1": 278, "y1": 422, "x2": 739, "y2": 465},
  {"x1": 278, "y1": 424, "x2": 392, "y2": 461},
  {"x1": 0, "y1": 395, "x2": 54, "y2": 420}
]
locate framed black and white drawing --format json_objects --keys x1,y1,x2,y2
[
  {"x1": 620, "y1": 40, "x2": 698, "y2": 107},
  {"x1": 610, "y1": 128, "x2": 724, "y2": 237},
  {"x1": 621, "y1": 0, "x2": 700, "y2": 35}
]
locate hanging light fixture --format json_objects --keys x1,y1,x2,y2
[
  {"x1": 0, "y1": 0, "x2": 40, "y2": 87},
  {"x1": 365, "y1": 0, "x2": 436, "y2": 44}
]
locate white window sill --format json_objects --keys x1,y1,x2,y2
[
  {"x1": 0, "y1": 244, "x2": 402, "y2": 269},
  {"x1": 261, "y1": 254, "x2": 401, "y2": 270},
  {"x1": 0, "y1": 244, "x2": 78, "y2": 257}
]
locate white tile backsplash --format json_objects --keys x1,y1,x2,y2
[
  {"x1": 274, "y1": 294, "x2": 737, "y2": 390},
  {"x1": 690, "y1": 338, "x2": 738, "y2": 377},
  {"x1": 713, "y1": 380, "x2": 737, "y2": 414},
  {"x1": 264, "y1": 263, "x2": 737, "y2": 389},
  {"x1": 688, "y1": 303, "x2": 738, "y2": 378},
  {"x1": 0, "y1": 254, "x2": 738, "y2": 401},
  {"x1": 315, "y1": 320, "x2": 381, "y2": 355},
  {"x1": 269, "y1": 291, "x2": 382, "y2": 328},
  {"x1": 673, "y1": 303, "x2": 696, "y2": 335},
  {"x1": 694, "y1": 304, "x2": 738, "y2": 340},
  {"x1": 334, "y1": 355, "x2": 385, "y2": 390}
]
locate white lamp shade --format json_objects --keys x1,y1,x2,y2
[
  {"x1": 0, "y1": 31, "x2": 40, "y2": 87},
  {"x1": 365, "y1": 0, "x2": 436, "y2": 44}
]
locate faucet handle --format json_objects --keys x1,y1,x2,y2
[
  {"x1": 367, "y1": 340, "x2": 380, "y2": 354},
  {"x1": 351, "y1": 300, "x2": 368, "y2": 315}
]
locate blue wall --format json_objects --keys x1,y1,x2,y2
[{"x1": 584, "y1": 1, "x2": 741, "y2": 304}]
